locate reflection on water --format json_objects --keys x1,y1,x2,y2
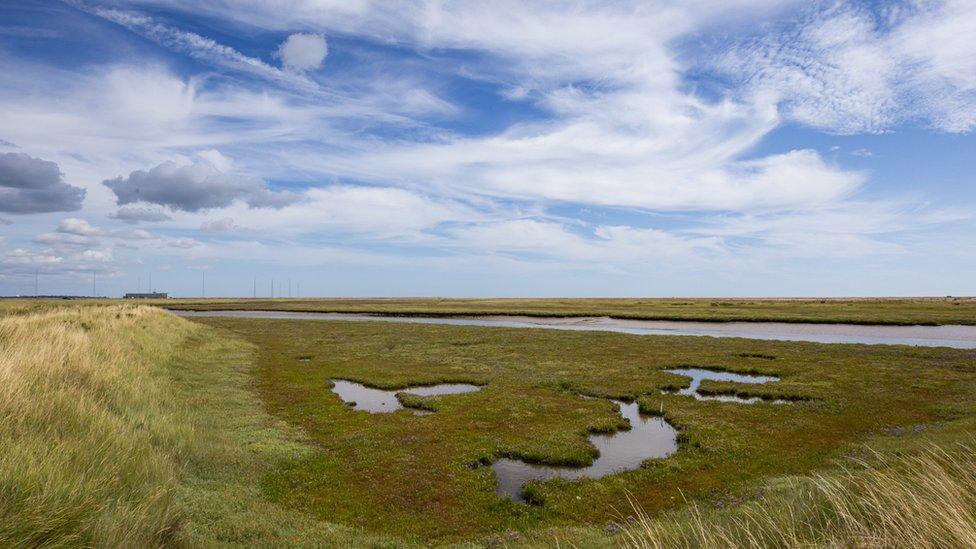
[
  {"x1": 493, "y1": 399, "x2": 678, "y2": 502},
  {"x1": 330, "y1": 379, "x2": 481, "y2": 413},
  {"x1": 664, "y1": 368, "x2": 781, "y2": 404},
  {"x1": 406, "y1": 384, "x2": 483, "y2": 397}
]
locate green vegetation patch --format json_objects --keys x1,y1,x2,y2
[{"x1": 197, "y1": 316, "x2": 976, "y2": 544}]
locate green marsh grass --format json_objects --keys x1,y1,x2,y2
[{"x1": 203, "y1": 316, "x2": 976, "y2": 543}]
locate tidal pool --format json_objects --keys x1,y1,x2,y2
[
  {"x1": 664, "y1": 368, "x2": 781, "y2": 404},
  {"x1": 492, "y1": 398, "x2": 678, "y2": 502},
  {"x1": 330, "y1": 379, "x2": 481, "y2": 413}
]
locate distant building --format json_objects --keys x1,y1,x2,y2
[{"x1": 123, "y1": 292, "x2": 168, "y2": 299}]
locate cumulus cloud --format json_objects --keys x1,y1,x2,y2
[
  {"x1": 1, "y1": 248, "x2": 64, "y2": 268},
  {"x1": 197, "y1": 149, "x2": 233, "y2": 172},
  {"x1": 200, "y1": 217, "x2": 240, "y2": 232},
  {"x1": 33, "y1": 232, "x2": 100, "y2": 247},
  {"x1": 110, "y1": 205, "x2": 172, "y2": 224},
  {"x1": 33, "y1": 219, "x2": 158, "y2": 250},
  {"x1": 57, "y1": 218, "x2": 102, "y2": 236},
  {"x1": 278, "y1": 33, "x2": 328, "y2": 72},
  {"x1": 103, "y1": 160, "x2": 300, "y2": 212},
  {"x1": 0, "y1": 153, "x2": 86, "y2": 214}
]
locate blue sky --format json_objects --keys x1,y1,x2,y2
[{"x1": 0, "y1": 0, "x2": 974, "y2": 297}]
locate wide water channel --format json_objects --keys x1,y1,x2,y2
[{"x1": 174, "y1": 310, "x2": 976, "y2": 348}]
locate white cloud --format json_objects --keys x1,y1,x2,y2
[
  {"x1": 57, "y1": 218, "x2": 102, "y2": 236},
  {"x1": 112, "y1": 228, "x2": 157, "y2": 240},
  {"x1": 278, "y1": 33, "x2": 328, "y2": 72},
  {"x1": 722, "y1": 0, "x2": 976, "y2": 133},
  {"x1": 88, "y1": 6, "x2": 320, "y2": 93},
  {"x1": 34, "y1": 232, "x2": 100, "y2": 247},
  {"x1": 168, "y1": 237, "x2": 202, "y2": 248},
  {"x1": 2, "y1": 248, "x2": 64, "y2": 267},
  {"x1": 197, "y1": 149, "x2": 234, "y2": 172},
  {"x1": 200, "y1": 217, "x2": 240, "y2": 232}
]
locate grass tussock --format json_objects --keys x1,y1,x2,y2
[
  {"x1": 622, "y1": 442, "x2": 976, "y2": 548},
  {"x1": 0, "y1": 306, "x2": 191, "y2": 546}
]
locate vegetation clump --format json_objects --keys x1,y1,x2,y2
[{"x1": 623, "y1": 441, "x2": 976, "y2": 548}]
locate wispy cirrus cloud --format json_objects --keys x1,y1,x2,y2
[
  {"x1": 720, "y1": 0, "x2": 976, "y2": 133},
  {"x1": 86, "y1": 5, "x2": 322, "y2": 92}
]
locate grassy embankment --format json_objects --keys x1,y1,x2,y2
[
  {"x1": 0, "y1": 305, "x2": 394, "y2": 546},
  {"x1": 164, "y1": 296, "x2": 976, "y2": 325},
  {"x1": 200, "y1": 315, "x2": 976, "y2": 544}
]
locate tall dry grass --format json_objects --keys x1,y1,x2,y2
[
  {"x1": 622, "y1": 442, "x2": 976, "y2": 548},
  {"x1": 0, "y1": 306, "x2": 195, "y2": 547}
]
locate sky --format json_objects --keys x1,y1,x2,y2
[{"x1": 0, "y1": 0, "x2": 974, "y2": 298}]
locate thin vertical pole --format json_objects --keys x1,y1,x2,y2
[
  {"x1": 202, "y1": 271, "x2": 206, "y2": 298},
  {"x1": 253, "y1": 276, "x2": 257, "y2": 298},
  {"x1": 271, "y1": 278, "x2": 274, "y2": 298},
  {"x1": 92, "y1": 271, "x2": 96, "y2": 297},
  {"x1": 34, "y1": 269, "x2": 38, "y2": 297}
]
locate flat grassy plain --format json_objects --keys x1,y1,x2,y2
[
  {"x1": 4, "y1": 300, "x2": 976, "y2": 547},
  {"x1": 163, "y1": 296, "x2": 976, "y2": 325},
  {"x1": 199, "y1": 315, "x2": 976, "y2": 543}
]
